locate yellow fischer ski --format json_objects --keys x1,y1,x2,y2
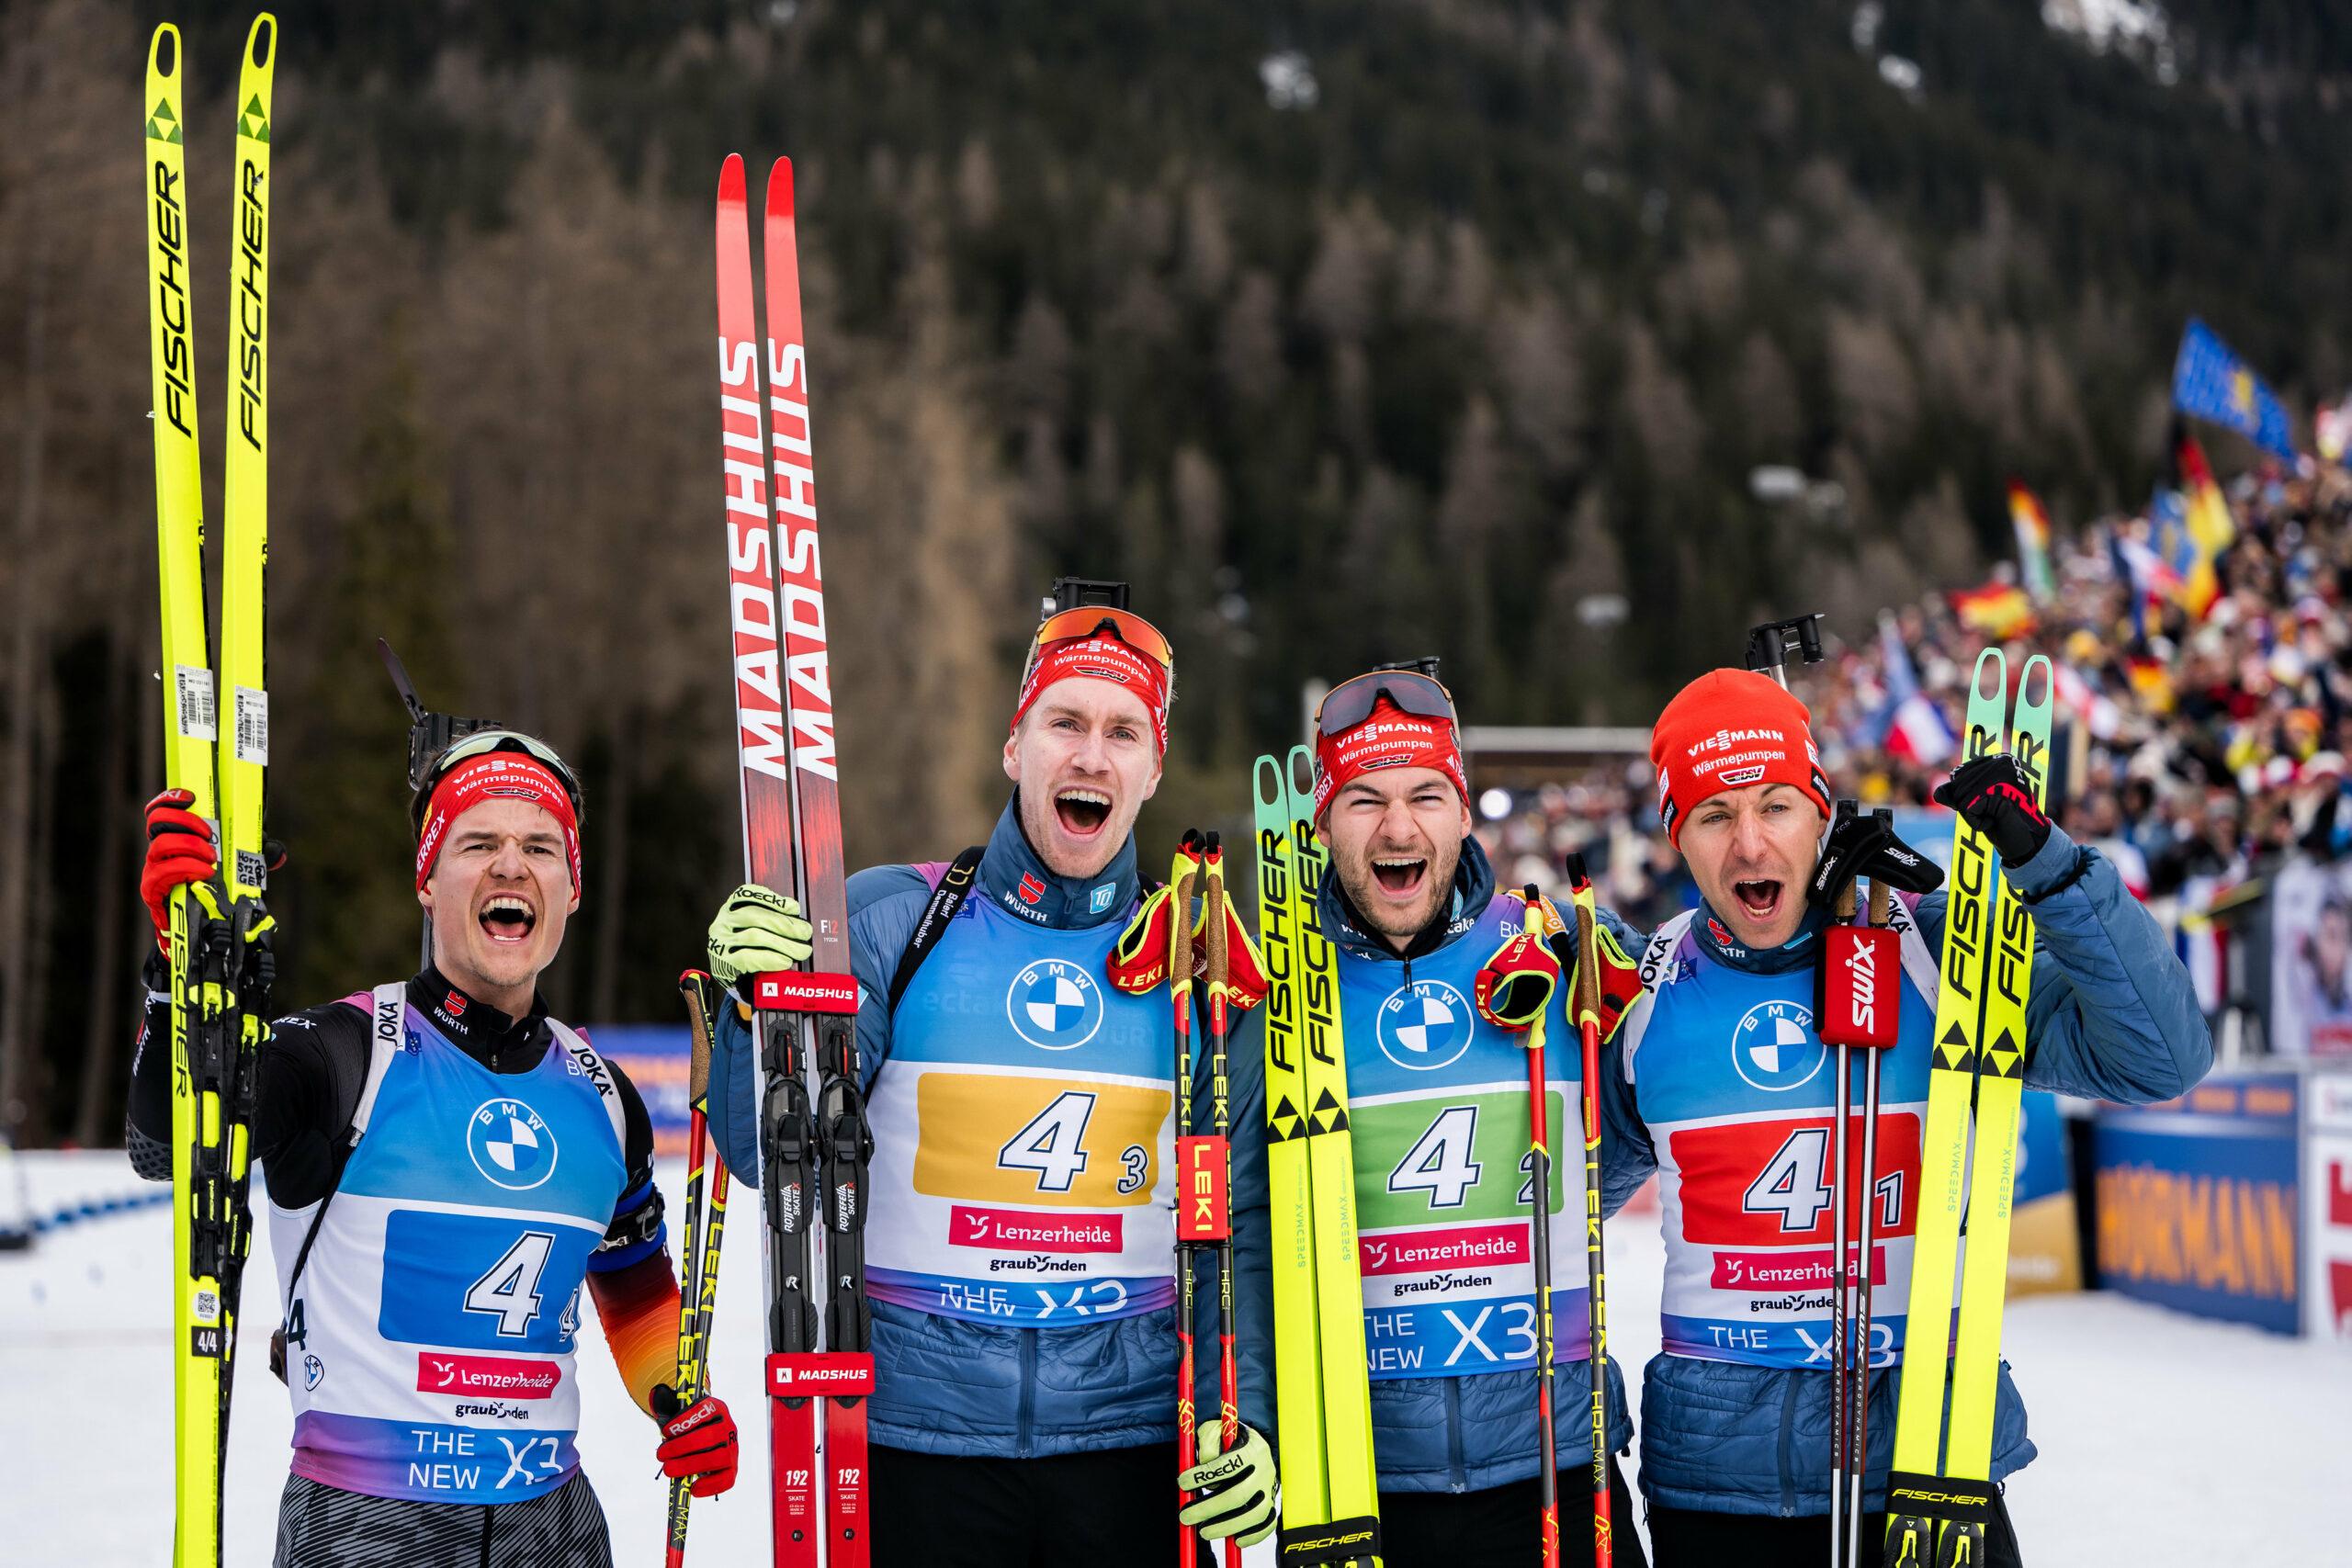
[
  {"x1": 1883, "y1": 651, "x2": 2048, "y2": 1567},
  {"x1": 1943, "y1": 660, "x2": 2052, "y2": 1478},
  {"x1": 1255, "y1": 750, "x2": 1381, "y2": 1567},
  {"x1": 145, "y1": 19, "x2": 278, "y2": 1564}
]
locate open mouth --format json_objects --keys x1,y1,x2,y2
[
  {"x1": 1054, "y1": 788, "x2": 1112, "y2": 837},
  {"x1": 1733, "y1": 879, "x2": 1783, "y2": 922},
  {"x1": 1373, "y1": 856, "x2": 1429, "y2": 897},
  {"x1": 480, "y1": 894, "x2": 537, "y2": 944}
]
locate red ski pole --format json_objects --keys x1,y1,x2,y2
[
  {"x1": 1168, "y1": 834, "x2": 1204, "y2": 1568},
  {"x1": 1565, "y1": 864, "x2": 1614, "y2": 1568}
]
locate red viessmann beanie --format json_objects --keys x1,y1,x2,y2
[{"x1": 1649, "y1": 669, "x2": 1832, "y2": 845}]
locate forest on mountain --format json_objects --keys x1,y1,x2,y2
[{"x1": 2, "y1": 0, "x2": 2349, "y2": 1143}]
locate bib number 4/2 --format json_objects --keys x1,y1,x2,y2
[{"x1": 464, "y1": 1231, "x2": 557, "y2": 1337}]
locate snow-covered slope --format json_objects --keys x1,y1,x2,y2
[{"x1": 6, "y1": 1151, "x2": 2346, "y2": 1563}]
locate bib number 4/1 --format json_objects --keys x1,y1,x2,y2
[{"x1": 464, "y1": 1231, "x2": 557, "y2": 1337}]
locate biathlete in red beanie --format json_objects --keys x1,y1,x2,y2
[{"x1": 1589, "y1": 661, "x2": 2210, "y2": 1568}]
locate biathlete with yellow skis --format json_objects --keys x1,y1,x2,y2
[
  {"x1": 1592, "y1": 667, "x2": 2210, "y2": 1565},
  {"x1": 1300, "y1": 662, "x2": 1645, "y2": 1568},
  {"x1": 128, "y1": 733, "x2": 740, "y2": 1564},
  {"x1": 702, "y1": 584, "x2": 1281, "y2": 1564}
]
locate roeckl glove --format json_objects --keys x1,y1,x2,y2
[
  {"x1": 141, "y1": 788, "x2": 218, "y2": 950},
  {"x1": 1475, "y1": 886, "x2": 1564, "y2": 1032},
  {"x1": 1178, "y1": 1421, "x2": 1278, "y2": 1546},
  {"x1": 651, "y1": 1386, "x2": 740, "y2": 1498},
  {"x1": 1933, "y1": 753, "x2": 2052, "y2": 868},
  {"x1": 707, "y1": 884, "x2": 816, "y2": 1001}
]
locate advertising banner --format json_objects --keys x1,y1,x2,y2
[
  {"x1": 587, "y1": 1023, "x2": 695, "y2": 1158},
  {"x1": 2095, "y1": 1074, "x2": 2301, "y2": 1334},
  {"x1": 2305, "y1": 1070, "x2": 2352, "y2": 1344}
]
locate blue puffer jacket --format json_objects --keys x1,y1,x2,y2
[
  {"x1": 1322, "y1": 837, "x2": 1637, "y2": 1495},
  {"x1": 1597, "y1": 824, "x2": 2212, "y2": 1517},
  {"x1": 707, "y1": 799, "x2": 1275, "y2": 1459}
]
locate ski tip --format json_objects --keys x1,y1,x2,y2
[
  {"x1": 1970, "y1": 646, "x2": 2005, "y2": 702},
  {"x1": 1254, "y1": 754, "x2": 1283, "y2": 811},
  {"x1": 246, "y1": 14, "x2": 276, "y2": 70},
  {"x1": 765, "y1": 156, "x2": 796, "y2": 218},
  {"x1": 2018, "y1": 654, "x2": 2054, "y2": 716},
  {"x1": 1287, "y1": 745, "x2": 1314, "y2": 799},
  {"x1": 149, "y1": 22, "x2": 180, "y2": 80},
  {"x1": 718, "y1": 152, "x2": 746, "y2": 204}
]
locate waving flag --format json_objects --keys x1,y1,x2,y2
[
  {"x1": 2153, "y1": 432, "x2": 2237, "y2": 619},
  {"x1": 2007, "y1": 480, "x2": 2056, "y2": 603},
  {"x1": 1949, "y1": 579, "x2": 2037, "y2": 639},
  {"x1": 1877, "y1": 615, "x2": 1955, "y2": 764},
  {"x1": 2172, "y1": 317, "x2": 2296, "y2": 459}
]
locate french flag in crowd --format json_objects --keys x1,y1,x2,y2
[{"x1": 1877, "y1": 616, "x2": 1956, "y2": 764}]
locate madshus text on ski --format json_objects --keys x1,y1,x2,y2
[{"x1": 118, "y1": 35, "x2": 2214, "y2": 1568}]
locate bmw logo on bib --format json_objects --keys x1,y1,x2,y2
[
  {"x1": 1376, "y1": 978, "x2": 1474, "y2": 1071},
  {"x1": 468, "y1": 1098, "x2": 559, "y2": 1190},
  {"x1": 1007, "y1": 959, "x2": 1104, "y2": 1050},
  {"x1": 1732, "y1": 1000, "x2": 1824, "y2": 1091}
]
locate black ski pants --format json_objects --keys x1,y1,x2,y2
[
  {"x1": 1646, "y1": 1490, "x2": 2024, "y2": 1568},
  {"x1": 1382, "y1": 1457, "x2": 1646, "y2": 1568},
  {"x1": 272, "y1": 1470, "x2": 613, "y2": 1568},
  {"x1": 871, "y1": 1440, "x2": 1192, "y2": 1567}
]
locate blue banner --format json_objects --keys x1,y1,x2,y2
[
  {"x1": 2094, "y1": 1074, "x2": 2301, "y2": 1334},
  {"x1": 2171, "y1": 317, "x2": 2296, "y2": 459}
]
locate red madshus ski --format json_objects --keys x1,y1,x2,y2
[
  {"x1": 759, "y1": 154, "x2": 872, "y2": 1568},
  {"x1": 710, "y1": 152, "x2": 869, "y2": 1568}
]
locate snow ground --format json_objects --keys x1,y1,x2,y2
[{"x1": 4, "y1": 1150, "x2": 2347, "y2": 1565}]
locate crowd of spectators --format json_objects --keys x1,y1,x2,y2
[{"x1": 1472, "y1": 457, "x2": 2352, "y2": 973}]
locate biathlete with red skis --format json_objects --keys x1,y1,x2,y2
[
  {"x1": 1591, "y1": 668, "x2": 2210, "y2": 1566},
  {"x1": 703, "y1": 586, "x2": 1280, "y2": 1565},
  {"x1": 126, "y1": 732, "x2": 739, "y2": 1565}
]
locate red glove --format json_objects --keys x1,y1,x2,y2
[
  {"x1": 653, "y1": 1389, "x2": 739, "y2": 1497},
  {"x1": 141, "y1": 789, "x2": 218, "y2": 951}
]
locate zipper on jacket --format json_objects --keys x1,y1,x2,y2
[
  {"x1": 1775, "y1": 1367, "x2": 1801, "y2": 1517},
  {"x1": 1445, "y1": 1376, "x2": 1467, "y2": 1492},
  {"x1": 1017, "y1": 1329, "x2": 1038, "y2": 1459}
]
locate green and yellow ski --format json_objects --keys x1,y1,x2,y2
[
  {"x1": 144, "y1": 18, "x2": 277, "y2": 1565},
  {"x1": 1256, "y1": 750, "x2": 1381, "y2": 1567},
  {"x1": 1884, "y1": 652, "x2": 2051, "y2": 1567}
]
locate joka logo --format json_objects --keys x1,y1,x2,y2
[
  {"x1": 1018, "y1": 873, "x2": 1046, "y2": 906},
  {"x1": 1375, "y1": 978, "x2": 1474, "y2": 1071},
  {"x1": 468, "y1": 1098, "x2": 559, "y2": 1190},
  {"x1": 1006, "y1": 959, "x2": 1104, "y2": 1050},
  {"x1": 1089, "y1": 884, "x2": 1116, "y2": 914},
  {"x1": 1731, "y1": 1000, "x2": 1823, "y2": 1091}
]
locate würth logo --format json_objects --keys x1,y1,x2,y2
[{"x1": 1018, "y1": 873, "x2": 1046, "y2": 906}]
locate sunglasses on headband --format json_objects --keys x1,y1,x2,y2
[
  {"x1": 1022, "y1": 607, "x2": 1176, "y2": 682},
  {"x1": 1314, "y1": 669, "x2": 1456, "y2": 738},
  {"x1": 413, "y1": 728, "x2": 584, "y2": 829}
]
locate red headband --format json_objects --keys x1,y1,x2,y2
[
  {"x1": 1312, "y1": 697, "x2": 1470, "y2": 818},
  {"x1": 1012, "y1": 634, "x2": 1171, "y2": 753},
  {"x1": 414, "y1": 754, "x2": 582, "y2": 891}
]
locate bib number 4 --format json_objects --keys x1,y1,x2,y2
[
  {"x1": 998, "y1": 1090, "x2": 1096, "y2": 1193},
  {"x1": 464, "y1": 1231, "x2": 557, "y2": 1337}
]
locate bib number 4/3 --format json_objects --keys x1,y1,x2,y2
[
  {"x1": 464, "y1": 1231, "x2": 557, "y2": 1337},
  {"x1": 998, "y1": 1089, "x2": 1097, "y2": 1192}
]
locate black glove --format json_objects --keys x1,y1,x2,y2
[
  {"x1": 1933, "y1": 754, "x2": 2051, "y2": 867},
  {"x1": 1808, "y1": 803, "x2": 1945, "y2": 910}
]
